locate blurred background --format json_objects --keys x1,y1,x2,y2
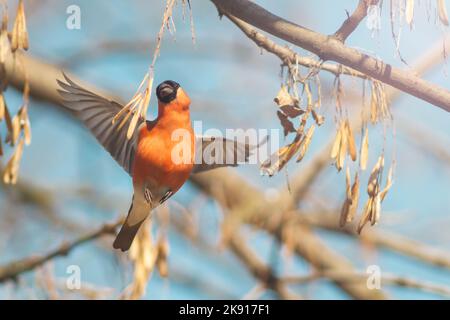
[{"x1": 0, "y1": 0, "x2": 449, "y2": 299}]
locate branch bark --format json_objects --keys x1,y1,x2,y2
[{"x1": 211, "y1": 0, "x2": 450, "y2": 113}]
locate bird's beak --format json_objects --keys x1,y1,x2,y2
[{"x1": 159, "y1": 84, "x2": 175, "y2": 100}]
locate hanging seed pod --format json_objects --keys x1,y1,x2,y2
[
  {"x1": 339, "y1": 167, "x2": 352, "y2": 227},
  {"x1": 347, "y1": 172, "x2": 360, "y2": 223},
  {"x1": 296, "y1": 125, "x2": 315, "y2": 162},
  {"x1": 380, "y1": 166, "x2": 394, "y2": 201},
  {"x1": 331, "y1": 125, "x2": 342, "y2": 159},
  {"x1": 11, "y1": 0, "x2": 29, "y2": 52},
  {"x1": 19, "y1": 106, "x2": 31, "y2": 145},
  {"x1": 360, "y1": 127, "x2": 369, "y2": 170},
  {"x1": 371, "y1": 193, "x2": 381, "y2": 226},
  {"x1": 346, "y1": 120, "x2": 357, "y2": 161},
  {"x1": 358, "y1": 197, "x2": 373, "y2": 234},
  {"x1": 3, "y1": 138, "x2": 24, "y2": 184},
  {"x1": 438, "y1": 0, "x2": 449, "y2": 26},
  {"x1": 367, "y1": 156, "x2": 384, "y2": 197},
  {"x1": 0, "y1": 93, "x2": 5, "y2": 121},
  {"x1": 406, "y1": 0, "x2": 415, "y2": 27},
  {"x1": 337, "y1": 124, "x2": 347, "y2": 171}
]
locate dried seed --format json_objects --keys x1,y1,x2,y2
[
  {"x1": 371, "y1": 193, "x2": 381, "y2": 226},
  {"x1": 3, "y1": 138, "x2": 25, "y2": 184},
  {"x1": 11, "y1": 0, "x2": 29, "y2": 52},
  {"x1": 438, "y1": 0, "x2": 449, "y2": 26},
  {"x1": 360, "y1": 127, "x2": 369, "y2": 170},
  {"x1": 358, "y1": 197, "x2": 373, "y2": 234},
  {"x1": 346, "y1": 120, "x2": 357, "y2": 161},
  {"x1": 380, "y1": 166, "x2": 394, "y2": 202},
  {"x1": 0, "y1": 93, "x2": 5, "y2": 121},
  {"x1": 339, "y1": 199, "x2": 350, "y2": 227},
  {"x1": 337, "y1": 124, "x2": 347, "y2": 171},
  {"x1": 331, "y1": 125, "x2": 342, "y2": 159},
  {"x1": 347, "y1": 173, "x2": 360, "y2": 223},
  {"x1": 367, "y1": 156, "x2": 383, "y2": 197},
  {"x1": 296, "y1": 125, "x2": 315, "y2": 162},
  {"x1": 405, "y1": 0, "x2": 415, "y2": 27},
  {"x1": 0, "y1": 28, "x2": 10, "y2": 64}
]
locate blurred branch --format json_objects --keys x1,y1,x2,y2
[
  {"x1": 283, "y1": 270, "x2": 450, "y2": 298},
  {"x1": 211, "y1": 0, "x2": 450, "y2": 112},
  {"x1": 228, "y1": 232, "x2": 300, "y2": 300},
  {"x1": 171, "y1": 210, "x2": 299, "y2": 299},
  {"x1": 398, "y1": 121, "x2": 450, "y2": 166},
  {"x1": 333, "y1": 0, "x2": 379, "y2": 42},
  {"x1": 299, "y1": 211, "x2": 450, "y2": 269},
  {"x1": 0, "y1": 218, "x2": 123, "y2": 283},
  {"x1": 190, "y1": 170, "x2": 387, "y2": 300}
]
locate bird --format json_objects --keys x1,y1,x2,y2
[{"x1": 57, "y1": 73, "x2": 264, "y2": 251}]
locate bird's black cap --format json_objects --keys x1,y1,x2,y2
[{"x1": 156, "y1": 80, "x2": 180, "y2": 103}]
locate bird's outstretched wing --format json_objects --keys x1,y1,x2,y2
[
  {"x1": 192, "y1": 135, "x2": 267, "y2": 174},
  {"x1": 57, "y1": 73, "x2": 144, "y2": 176}
]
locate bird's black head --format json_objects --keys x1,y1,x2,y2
[{"x1": 156, "y1": 80, "x2": 180, "y2": 103}]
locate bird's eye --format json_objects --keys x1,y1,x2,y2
[{"x1": 156, "y1": 80, "x2": 180, "y2": 103}]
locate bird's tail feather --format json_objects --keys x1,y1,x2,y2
[{"x1": 113, "y1": 198, "x2": 149, "y2": 252}]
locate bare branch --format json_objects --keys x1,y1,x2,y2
[
  {"x1": 211, "y1": 0, "x2": 450, "y2": 113},
  {"x1": 0, "y1": 218, "x2": 123, "y2": 283},
  {"x1": 334, "y1": 0, "x2": 380, "y2": 42}
]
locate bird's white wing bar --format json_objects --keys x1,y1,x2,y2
[
  {"x1": 192, "y1": 135, "x2": 268, "y2": 174},
  {"x1": 57, "y1": 73, "x2": 144, "y2": 176}
]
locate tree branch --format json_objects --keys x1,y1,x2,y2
[
  {"x1": 334, "y1": 0, "x2": 379, "y2": 42},
  {"x1": 0, "y1": 218, "x2": 123, "y2": 283},
  {"x1": 211, "y1": 0, "x2": 450, "y2": 113},
  {"x1": 225, "y1": 13, "x2": 367, "y2": 78}
]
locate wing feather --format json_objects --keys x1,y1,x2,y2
[
  {"x1": 57, "y1": 73, "x2": 144, "y2": 175},
  {"x1": 192, "y1": 135, "x2": 267, "y2": 174}
]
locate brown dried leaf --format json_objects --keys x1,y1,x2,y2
[
  {"x1": 311, "y1": 109, "x2": 324, "y2": 126},
  {"x1": 277, "y1": 110, "x2": 296, "y2": 137},
  {"x1": 360, "y1": 127, "x2": 369, "y2": 170},
  {"x1": 274, "y1": 85, "x2": 299, "y2": 109},
  {"x1": 346, "y1": 120, "x2": 357, "y2": 161},
  {"x1": 280, "y1": 105, "x2": 304, "y2": 118}
]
